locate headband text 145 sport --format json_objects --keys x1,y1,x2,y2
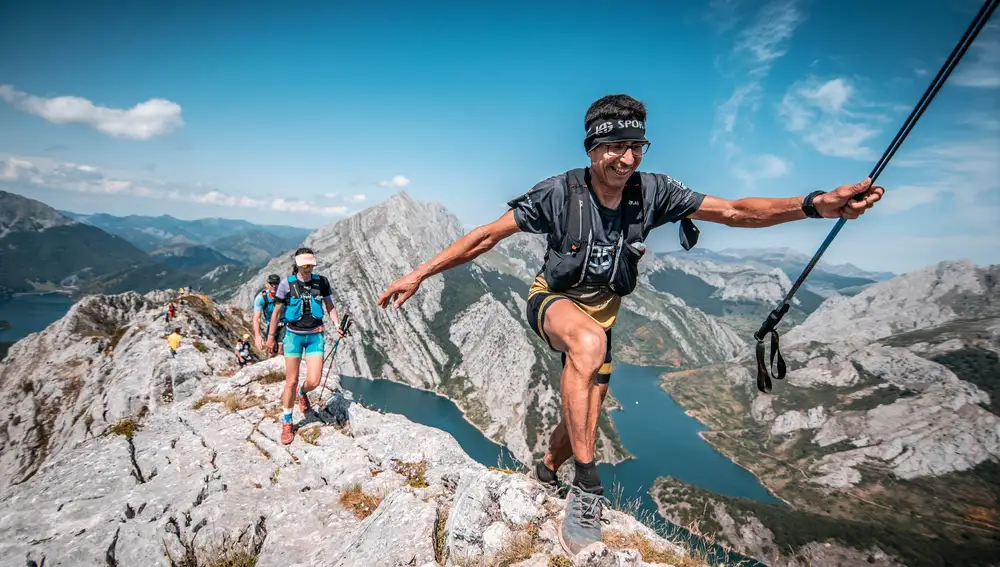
[{"x1": 584, "y1": 118, "x2": 649, "y2": 152}]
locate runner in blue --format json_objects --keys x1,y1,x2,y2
[
  {"x1": 253, "y1": 274, "x2": 284, "y2": 356},
  {"x1": 265, "y1": 247, "x2": 347, "y2": 445}
]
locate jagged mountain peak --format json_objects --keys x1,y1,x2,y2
[{"x1": 786, "y1": 258, "x2": 997, "y2": 346}]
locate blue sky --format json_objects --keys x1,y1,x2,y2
[{"x1": 1, "y1": 0, "x2": 997, "y2": 274}]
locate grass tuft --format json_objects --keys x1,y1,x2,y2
[
  {"x1": 391, "y1": 458, "x2": 429, "y2": 488},
  {"x1": 603, "y1": 530, "x2": 709, "y2": 567},
  {"x1": 298, "y1": 426, "x2": 321, "y2": 445},
  {"x1": 339, "y1": 483, "x2": 383, "y2": 520},
  {"x1": 107, "y1": 417, "x2": 141, "y2": 440}
]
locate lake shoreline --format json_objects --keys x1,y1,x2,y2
[
  {"x1": 345, "y1": 371, "x2": 634, "y2": 468},
  {"x1": 657, "y1": 371, "x2": 792, "y2": 507}
]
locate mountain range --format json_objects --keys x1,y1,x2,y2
[
  {"x1": 655, "y1": 259, "x2": 1000, "y2": 566},
  {"x1": 62, "y1": 210, "x2": 311, "y2": 266},
  {"x1": 228, "y1": 191, "x2": 894, "y2": 470},
  {"x1": 1, "y1": 186, "x2": 995, "y2": 566},
  {"x1": 0, "y1": 191, "x2": 311, "y2": 301}
]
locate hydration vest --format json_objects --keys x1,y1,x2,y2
[
  {"x1": 256, "y1": 289, "x2": 282, "y2": 332},
  {"x1": 282, "y1": 274, "x2": 326, "y2": 328},
  {"x1": 541, "y1": 168, "x2": 648, "y2": 296}
]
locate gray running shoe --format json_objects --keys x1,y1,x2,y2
[{"x1": 558, "y1": 485, "x2": 609, "y2": 556}]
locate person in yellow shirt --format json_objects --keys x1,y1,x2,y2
[{"x1": 167, "y1": 327, "x2": 182, "y2": 356}]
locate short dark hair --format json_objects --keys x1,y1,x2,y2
[
  {"x1": 584, "y1": 94, "x2": 647, "y2": 128},
  {"x1": 266, "y1": 273, "x2": 280, "y2": 285}
]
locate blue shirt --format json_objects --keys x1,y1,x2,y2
[{"x1": 253, "y1": 290, "x2": 278, "y2": 329}]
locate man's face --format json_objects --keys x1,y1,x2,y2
[
  {"x1": 266, "y1": 282, "x2": 277, "y2": 294},
  {"x1": 588, "y1": 141, "x2": 647, "y2": 191},
  {"x1": 298, "y1": 264, "x2": 314, "y2": 277}
]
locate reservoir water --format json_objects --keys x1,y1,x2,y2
[{"x1": 0, "y1": 293, "x2": 76, "y2": 343}]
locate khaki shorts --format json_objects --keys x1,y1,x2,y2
[{"x1": 526, "y1": 291, "x2": 613, "y2": 384}]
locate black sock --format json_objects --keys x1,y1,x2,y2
[
  {"x1": 536, "y1": 460, "x2": 557, "y2": 483},
  {"x1": 573, "y1": 459, "x2": 604, "y2": 495}
]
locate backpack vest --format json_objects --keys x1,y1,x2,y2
[
  {"x1": 540, "y1": 168, "x2": 647, "y2": 296},
  {"x1": 282, "y1": 274, "x2": 326, "y2": 328},
  {"x1": 256, "y1": 289, "x2": 282, "y2": 332}
]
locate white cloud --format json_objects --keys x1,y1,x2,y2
[
  {"x1": 347, "y1": 193, "x2": 366, "y2": 203},
  {"x1": 378, "y1": 175, "x2": 410, "y2": 188},
  {"x1": 873, "y1": 137, "x2": 1000, "y2": 224},
  {"x1": 731, "y1": 154, "x2": 791, "y2": 188},
  {"x1": 711, "y1": 0, "x2": 803, "y2": 188},
  {"x1": 0, "y1": 84, "x2": 184, "y2": 140},
  {"x1": 732, "y1": 0, "x2": 805, "y2": 66},
  {"x1": 952, "y1": 23, "x2": 1000, "y2": 88},
  {"x1": 0, "y1": 154, "x2": 353, "y2": 218},
  {"x1": 324, "y1": 192, "x2": 340, "y2": 199},
  {"x1": 778, "y1": 76, "x2": 886, "y2": 160}
]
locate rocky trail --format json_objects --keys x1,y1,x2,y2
[{"x1": 0, "y1": 290, "x2": 706, "y2": 567}]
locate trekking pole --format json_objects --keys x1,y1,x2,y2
[
  {"x1": 319, "y1": 313, "x2": 354, "y2": 402},
  {"x1": 750, "y1": 0, "x2": 999, "y2": 395}
]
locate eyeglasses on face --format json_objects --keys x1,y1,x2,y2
[{"x1": 605, "y1": 141, "x2": 650, "y2": 157}]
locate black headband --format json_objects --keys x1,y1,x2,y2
[{"x1": 584, "y1": 118, "x2": 649, "y2": 152}]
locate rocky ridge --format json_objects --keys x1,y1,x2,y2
[
  {"x1": 230, "y1": 192, "x2": 746, "y2": 467},
  {"x1": 0, "y1": 289, "x2": 705, "y2": 567},
  {"x1": 655, "y1": 259, "x2": 1000, "y2": 566}
]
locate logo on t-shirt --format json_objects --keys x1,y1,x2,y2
[{"x1": 588, "y1": 244, "x2": 615, "y2": 276}]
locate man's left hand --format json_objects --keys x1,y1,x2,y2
[{"x1": 815, "y1": 178, "x2": 885, "y2": 220}]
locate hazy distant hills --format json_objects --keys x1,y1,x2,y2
[
  {"x1": 61, "y1": 211, "x2": 311, "y2": 266},
  {"x1": 0, "y1": 191, "x2": 312, "y2": 300}
]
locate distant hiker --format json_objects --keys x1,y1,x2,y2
[
  {"x1": 235, "y1": 334, "x2": 255, "y2": 367},
  {"x1": 253, "y1": 274, "x2": 284, "y2": 356},
  {"x1": 167, "y1": 327, "x2": 183, "y2": 357},
  {"x1": 167, "y1": 302, "x2": 176, "y2": 322},
  {"x1": 266, "y1": 247, "x2": 347, "y2": 445},
  {"x1": 376, "y1": 94, "x2": 885, "y2": 556}
]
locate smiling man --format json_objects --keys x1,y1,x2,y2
[{"x1": 376, "y1": 93, "x2": 884, "y2": 556}]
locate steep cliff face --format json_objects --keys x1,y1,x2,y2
[
  {"x1": 655, "y1": 260, "x2": 1000, "y2": 567},
  {"x1": 230, "y1": 192, "x2": 746, "y2": 466},
  {"x1": 0, "y1": 290, "x2": 703, "y2": 567}
]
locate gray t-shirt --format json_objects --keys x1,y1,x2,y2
[{"x1": 508, "y1": 168, "x2": 706, "y2": 287}]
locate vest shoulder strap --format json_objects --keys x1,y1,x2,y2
[
  {"x1": 622, "y1": 173, "x2": 645, "y2": 243},
  {"x1": 563, "y1": 168, "x2": 592, "y2": 253}
]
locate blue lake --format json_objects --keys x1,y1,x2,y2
[{"x1": 0, "y1": 293, "x2": 76, "y2": 343}]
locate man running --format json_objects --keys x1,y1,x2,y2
[
  {"x1": 253, "y1": 274, "x2": 284, "y2": 356},
  {"x1": 266, "y1": 247, "x2": 347, "y2": 445},
  {"x1": 376, "y1": 94, "x2": 885, "y2": 556}
]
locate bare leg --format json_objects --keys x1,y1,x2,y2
[
  {"x1": 299, "y1": 355, "x2": 324, "y2": 395},
  {"x1": 281, "y1": 356, "x2": 302, "y2": 410},
  {"x1": 538, "y1": 300, "x2": 608, "y2": 466},
  {"x1": 543, "y1": 383, "x2": 608, "y2": 472}
]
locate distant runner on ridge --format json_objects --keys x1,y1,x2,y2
[
  {"x1": 376, "y1": 93, "x2": 884, "y2": 557},
  {"x1": 253, "y1": 274, "x2": 284, "y2": 356},
  {"x1": 266, "y1": 247, "x2": 347, "y2": 445}
]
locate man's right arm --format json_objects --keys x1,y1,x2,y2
[
  {"x1": 376, "y1": 210, "x2": 521, "y2": 309},
  {"x1": 415, "y1": 209, "x2": 521, "y2": 281}
]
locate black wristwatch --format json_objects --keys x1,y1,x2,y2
[{"x1": 802, "y1": 190, "x2": 825, "y2": 219}]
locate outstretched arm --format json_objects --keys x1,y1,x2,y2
[
  {"x1": 689, "y1": 178, "x2": 884, "y2": 228},
  {"x1": 377, "y1": 209, "x2": 522, "y2": 309}
]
